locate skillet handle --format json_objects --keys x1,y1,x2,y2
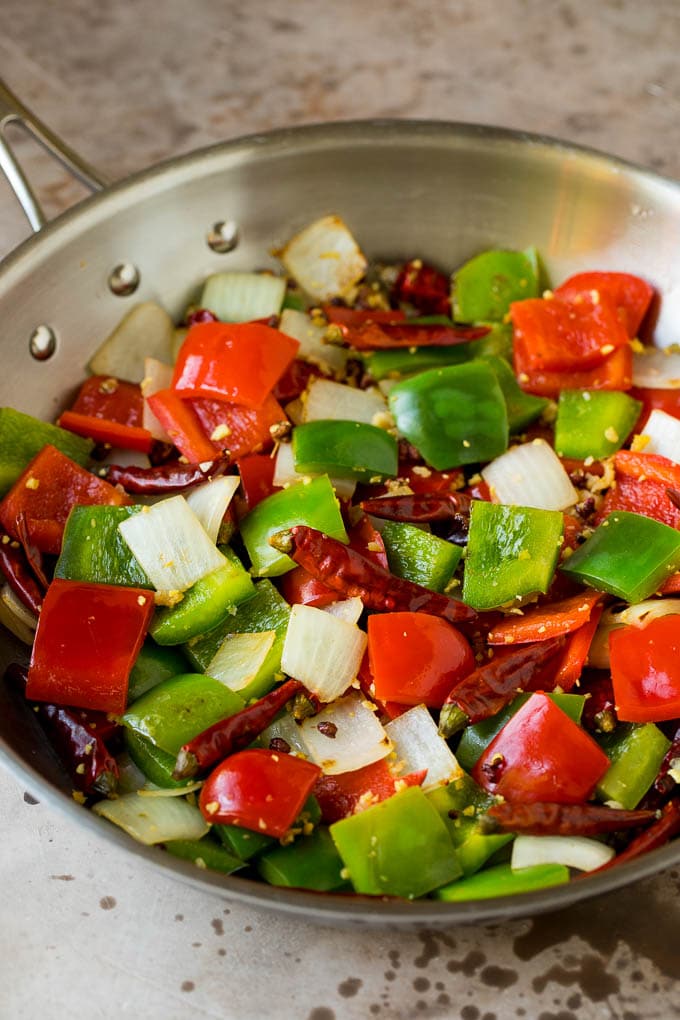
[{"x1": 0, "y1": 78, "x2": 109, "y2": 233}]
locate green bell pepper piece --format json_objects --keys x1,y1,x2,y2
[
  {"x1": 150, "y1": 546, "x2": 255, "y2": 645},
  {"x1": 128, "y1": 642, "x2": 190, "y2": 701},
  {"x1": 381, "y1": 520, "x2": 462, "y2": 592},
  {"x1": 363, "y1": 323, "x2": 513, "y2": 382},
  {"x1": 330, "y1": 785, "x2": 461, "y2": 898},
  {"x1": 164, "y1": 836, "x2": 244, "y2": 874},
  {"x1": 483, "y1": 355, "x2": 549, "y2": 433},
  {"x1": 292, "y1": 420, "x2": 398, "y2": 482},
  {"x1": 122, "y1": 673, "x2": 245, "y2": 755},
  {"x1": 185, "y1": 578, "x2": 291, "y2": 699},
  {"x1": 214, "y1": 794, "x2": 320, "y2": 861},
  {"x1": 455, "y1": 692, "x2": 586, "y2": 772},
  {"x1": 596, "y1": 723, "x2": 671, "y2": 809},
  {"x1": 462, "y1": 501, "x2": 564, "y2": 610},
  {"x1": 432, "y1": 862, "x2": 569, "y2": 901},
  {"x1": 0, "y1": 407, "x2": 94, "y2": 495},
  {"x1": 560, "y1": 511, "x2": 680, "y2": 603},
  {"x1": 452, "y1": 249, "x2": 540, "y2": 322},
  {"x1": 427, "y1": 773, "x2": 513, "y2": 876},
  {"x1": 388, "y1": 361, "x2": 508, "y2": 470},
  {"x1": 240, "y1": 474, "x2": 347, "y2": 577},
  {"x1": 123, "y1": 728, "x2": 194, "y2": 788},
  {"x1": 554, "y1": 389, "x2": 643, "y2": 460},
  {"x1": 55, "y1": 505, "x2": 150, "y2": 587},
  {"x1": 257, "y1": 826, "x2": 349, "y2": 891},
  {"x1": 281, "y1": 289, "x2": 306, "y2": 312}
]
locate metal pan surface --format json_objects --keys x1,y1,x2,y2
[{"x1": 1, "y1": 98, "x2": 679, "y2": 927}]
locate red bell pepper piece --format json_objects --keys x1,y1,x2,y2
[
  {"x1": 145, "y1": 388, "x2": 220, "y2": 463},
  {"x1": 487, "y1": 591, "x2": 603, "y2": 645},
  {"x1": 510, "y1": 292, "x2": 630, "y2": 372},
  {"x1": 613, "y1": 448, "x2": 680, "y2": 489},
  {"x1": 514, "y1": 340, "x2": 633, "y2": 399},
  {"x1": 368, "y1": 612, "x2": 474, "y2": 707},
  {"x1": 554, "y1": 271, "x2": 654, "y2": 339},
  {"x1": 313, "y1": 759, "x2": 426, "y2": 824},
  {"x1": 189, "y1": 392, "x2": 287, "y2": 463},
  {"x1": 70, "y1": 375, "x2": 144, "y2": 426},
  {"x1": 0, "y1": 445, "x2": 130, "y2": 555},
  {"x1": 597, "y1": 472, "x2": 680, "y2": 529},
  {"x1": 172, "y1": 321, "x2": 299, "y2": 409},
  {"x1": 472, "y1": 692, "x2": 610, "y2": 804},
  {"x1": 26, "y1": 578, "x2": 153, "y2": 714},
  {"x1": 57, "y1": 411, "x2": 154, "y2": 454},
  {"x1": 392, "y1": 259, "x2": 452, "y2": 316},
  {"x1": 631, "y1": 386, "x2": 680, "y2": 432},
  {"x1": 198, "y1": 747, "x2": 321, "y2": 838},
  {"x1": 610, "y1": 616, "x2": 680, "y2": 723},
  {"x1": 236, "y1": 453, "x2": 278, "y2": 510}
]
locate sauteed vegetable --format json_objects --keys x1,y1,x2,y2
[{"x1": 2, "y1": 214, "x2": 680, "y2": 902}]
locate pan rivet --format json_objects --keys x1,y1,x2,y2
[
  {"x1": 108, "y1": 262, "x2": 140, "y2": 296},
  {"x1": 29, "y1": 324, "x2": 57, "y2": 361},
  {"x1": 207, "y1": 220, "x2": 239, "y2": 253}
]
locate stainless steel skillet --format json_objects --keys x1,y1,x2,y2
[{"x1": 1, "y1": 78, "x2": 678, "y2": 928}]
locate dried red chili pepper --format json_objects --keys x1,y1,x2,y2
[
  {"x1": 102, "y1": 453, "x2": 229, "y2": 494},
  {"x1": 360, "y1": 492, "x2": 472, "y2": 524},
  {"x1": 580, "y1": 672, "x2": 618, "y2": 734},
  {"x1": 593, "y1": 799, "x2": 680, "y2": 872},
  {"x1": 173, "y1": 679, "x2": 304, "y2": 780},
  {"x1": 392, "y1": 260, "x2": 452, "y2": 316},
  {"x1": 0, "y1": 535, "x2": 44, "y2": 616},
  {"x1": 481, "y1": 800, "x2": 656, "y2": 837},
  {"x1": 438, "y1": 637, "x2": 566, "y2": 737},
  {"x1": 269, "y1": 526, "x2": 477, "y2": 625},
  {"x1": 654, "y1": 724, "x2": 680, "y2": 798},
  {"x1": 5, "y1": 663, "x2": 119, "y2": 795},
  {"x1": 14, "y1": 511, "x2": 50, "y2": 590},
  {"x1": 339, "y1": 320, "x2": 490, "y2": 351}
]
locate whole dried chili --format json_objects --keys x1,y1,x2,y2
[
  {"x1": 269, "y1": 526, "x2": 477, "y2": 625},
  {"x1": 392, "y1": 259, "x2": 452, "y2": 316},
  {"x1": 438, "y1": 637, "x2": 566, "y2": 737},
  {"x1": 340, "y1": 320, "x2": 490, "y2": 351},
  {"x1": 0, "y1": 535, "x2": 44, "y2": 616},
  {"x1": 173, "y1": 679, "x2": 304, "y2": 780},
  {"x1": 580, "y1": 672, "x2": 618, "y2": 734},
  {"x1": 360, "y1": 492, "x2": 472, "y2": 524},
  {"x1": 4, "y1": 663, "x2": 119, "y2": 795},
  {"x1": 480, "y1": 800, "x2": 657, "y2": 837},
  {"x1": 592, "y1": 798, "x2": 680, "y2": 872},
  {"x1": 102, "y1": 452, "x2": 229, "y2": 495},
  {"x1": 14, "y1": 511, "x2": 50, "y2": 590}
]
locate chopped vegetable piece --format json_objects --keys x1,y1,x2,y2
[
  {"x1": 280, "y1": 215, "x2": 367, "y2": 302},
  {"x1": 482, "y1": 439, "x2": 578, "y2": 511},
  {"x1": 0, "y1": 408, "x2": 93, "y2": 496},
  {"x1": 487, "y1": 591, "x2": 602, "y2": 645},
  {"x1": 554, "y1": 271, "x2": 654, "y2": 338},
  {"x1": 330, "y1": 785, "x2": 461, "y2": 898},
  {"x1": 88, "y1": 302, "x2": 175, "y2": 383},
  {"x1": 164, "y1": 836, "x2": 245, "y2": 874},
  {"x1": 596, "y1": 722, "x2": 671, "y2": 808},
  {"x1": 292, "y1": 420, "x2": 398, "y2": 482},
  {"x1": 554, "y1": 389, "x2": 642, "y2": 459},
  {"x1": 610, "y1": 616, "x2": 680, "y2": 722},
  {"x1": 146, "y1": 388, "x2": 220, "y2": 463},
  {"x1": 281, "y1": 603, "x2": 367, "y2": 703},
  {"x1": 55, "y1": 505, "x2": 150, "y2": 588},
  {"x1": 198, "y1": 748, "x2": 321, "y2": 838},
  {"x1": 427, "y1": 773, "x2": 513, "y2": 876},
  {"x1": 93, "y1": 792, "x2": 209, "y2": 845},
  {"x1": 200, "y1": 271, "x2": 286, "y2": 322},
  {"x1": 27, "y1": 579, "x2": 153, "y2": 714},
  {"x1": 514, "y1": 340, "x2": 633, "y2": 399},
  {"x1": 58, "y1": 411, "x2": 153, "y2": 454},
  {"x1": 384, "y1": 704, "x2": 463, "y2": 789},
  {"x1": 511, "y1": 834, "x2": 615, "y2": 872},
  {"x1": 380, "y1": 521, "x2": 463, "y2": 592},
  {"x1": 388, "y1": 361, "x2": 508, "y2": 470},
  {"x1": 257, "y1": 827, "x2": 348, "y2": 891},
  {"x1": 433, "y1": 862, "x2": 569, "y2": 901},
  {"x1": 454, "y1": 248, "x2": 540, "y2": 322}
]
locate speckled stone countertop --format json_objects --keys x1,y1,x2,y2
[{"x1": 1, "y1": 2, "x2": 680, "y2": 1018}]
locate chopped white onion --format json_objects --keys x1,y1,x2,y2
[
  {"x1": 323, "y1": 597, "x2": 364, "y2": 625},
  {"x1": 281, "y1": 603, "x2": 367, "y2": 702},
  {"x1": 279, "y1": 308, "x2": 348, "y2": 376},
  {"x1": 200, "y1": 271, "x2": 286, "y2": 323},
  {"x1": 298, "y1": 693, "x2": 391, "y2": 775},
  {"x1": 482, "y1": 439, "x2": 578, "y2": 510},
  {"x1": 88, "y1": 302, "x2": 175, "y2": 383},
  {"x1": 272, "y1": 442, "x2": 357, "y2": 501},
  {"x1": 511, "y1": 834, "x2": 615, "y2": 872},
  {"x1": 259, "y1": 712, "x2": 309, "y2": 758},
  {"x1": 589, "y1": 598, "x2": 680, "y2": 669},
  {"x1": 118, "y1": 496, "x2": 225, "y2": 592},
  {"x1": 141, "y1": 357, "x2": 174, "y2": 441},
  {"x1": 303, "y1": 378, "x2": 388, "y2": 425},
  {"x1": 384, "y1": 705, "x2": 463, "y2": 791},
  {"x1": 205, "y1": 631, "x2": 276, "y2": 693},
  {"x1": 185, "y1": 476, "x2": 240, "y2": 544},
  {"x1": 636, "y1": 409, "x2": 680, "y2": 464},
  {"x1": 632, "y1": 346, "x2": 680, "y2": 389},
  {"x1": 0, "y1": 582, "x2": 37, "y2": 645},
  {"x1": 137, "y1": 781, "x2": 203, "y2": 798},
  {"x1": 93, "y1": 792, "x2": 209, "y2": 845},
  {"x1": 97, "y1": 446, "x2": 151, "y2": 470},
  {"x1": 280, "y1": 215, "x2": 367, "y2": 302}
]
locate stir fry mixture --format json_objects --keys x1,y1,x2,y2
[{"x1": 2, "y1": 215, "x2": 680, "y2": 902}]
